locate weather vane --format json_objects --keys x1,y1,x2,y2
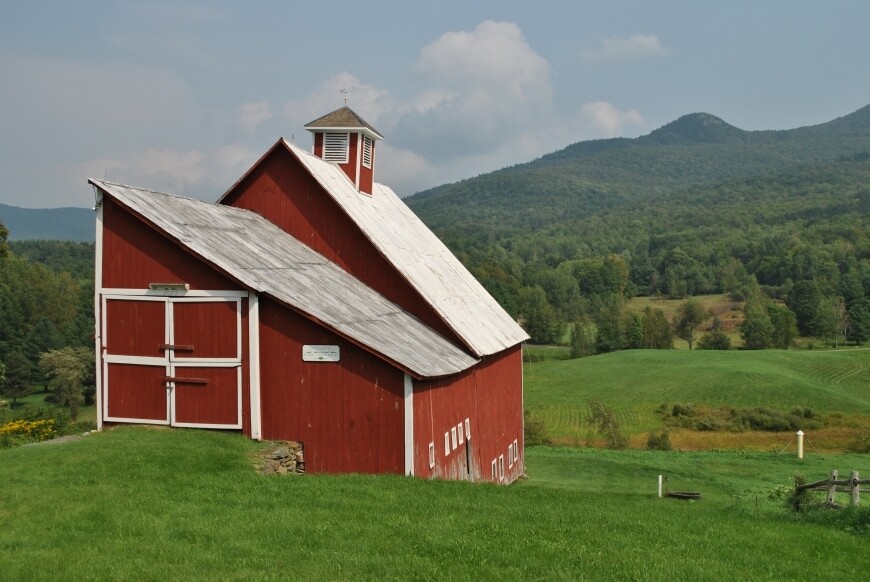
[{"x1": 340, "y1": 88, "x2": 352, "y2": 105}]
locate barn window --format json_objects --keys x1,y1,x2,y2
[
  {"x1": 428, "y1": 442, "x2": 435, "y2": 469},
  {"x1": 491, "y1": 459, "x2": 497, "y2": 480},
  {"x1": 457, "y1": 422, "x2": 464, "y2": 445},
  {"x1": 508, "y1": 444, "x2": 514, "y2": 468},
  {"x1": 498, "y1": 455, "x2": 505, "y2": 481},
  {"x1": 513, "y1": 438, "x2": 519, "y2": 463},
  {"x1": 323, "y1": 132, "x2": 349, "y2": 163},
  {"x1": 465, "y1": 418, "x2": 471, "y2": 440},
  {"x1": 450, "y1": 427, "x2": 458, "y2": 450},
  {"x1": 362, "y1": 135, "x2": 373, "y2": 168},
  {"x1": 444, "y1": 432, "x2": 450, "y2": 456}
]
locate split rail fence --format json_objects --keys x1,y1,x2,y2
[{"x1": 795, "y1": 469, "x2": 868, "y2": 507}]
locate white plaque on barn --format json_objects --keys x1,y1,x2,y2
[{"x1": 302, "y1": 345, "x2": 340, "y2": 362}]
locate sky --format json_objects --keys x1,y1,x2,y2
[{"x1": 1, "y1": 1, "x2": 869, "y2": 208}]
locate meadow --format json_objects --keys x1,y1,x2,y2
[
  {"x1": 1, "y1": 427, "x2": 867, "y2": 580},
  {"x1": 524, "y1": 347, "x2": 870, "y2": 451}
]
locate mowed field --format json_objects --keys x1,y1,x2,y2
[
  {"x1": 1, "y1": 427, "x2": 867, "y2": 580},
  {"x1": 524, "y1": 348, "x2": 870, "y2": 450}
]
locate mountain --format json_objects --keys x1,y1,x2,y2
[
  {"x1": 406, "y1": 104, "x2": 870, "y2": 234},
  {"x1": 0, "y1": 203, "x2": 94, "y2": 242}
]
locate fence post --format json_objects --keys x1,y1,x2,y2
[
  {"x1": 658, "y1": 475, "x2": 663, "y2": 498},
  {"x1": 851, "y1": 470, "x2": 860, "y2": 507},
  {"x1": 826, "y1": 469, "x2": 838, "y2": 505},
  {"x1": 796, "y1": 430, "x2": 804, "y2": 459}
]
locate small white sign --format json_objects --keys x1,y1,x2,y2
[{"x1": 302, "y1": 345, "x2": 340, "y2": 362}]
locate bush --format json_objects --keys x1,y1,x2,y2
[
  {"x1": 697, "y1": 331, "x2": 731, "y2": 350},
  {"x1": 524, "y1": 409, "x2": 551, "y2": 446},
  {"x1": 646, "y1": 430, "x2": 672, "y2": 450},
  {"x1": 587, "y1": 400, "x2": 628, "y2": 449},
  {"x1": 846, "y1": 433, "x2": 870, "y2": 454}
]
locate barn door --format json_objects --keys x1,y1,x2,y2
[{"x1": 102, "y1": 294, "x2": 243, "y2": 429}]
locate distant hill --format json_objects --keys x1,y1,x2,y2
[
  {"x1": 0, "y1": 203, "x2": 93, "y2": 242},
  {"x1": 406, "y1": 104, "x2": 870, "y2": 233}
]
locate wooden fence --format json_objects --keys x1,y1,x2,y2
[{"x1": 795, "y1": 470, "x2": 869, "y2": 507}]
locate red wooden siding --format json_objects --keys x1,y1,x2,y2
[
  {"x1": 173, "y1": 366, "x2": 240, "y2": 425},
  {"x1": 101, "y1": 197, "x2": 238, "y2": 290},
  {"x1": 413, "y1": 345, "x2": 524, "y2": 483},
  {"x1": 220, "y1": 146, "x2": 463, "y2": 347},
  {"x1": 105, "y1": 300, "x2": 164, "y2": 357},
  {"x1": 257, "y1": 297, "x2": 405, "y2": 474},
  {"x1": 105, "y1": 363, "x2": 167, "y2": 421},
  {"x1": 173, "y1": 302, "x2": 238, "y2": 359},
  {"x1": 341, "y1": 133, "x2": 359, "y2": 187}
]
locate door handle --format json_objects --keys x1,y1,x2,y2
[{"x1": 164, "y1": 376, "x2": 208, "y2": 385}]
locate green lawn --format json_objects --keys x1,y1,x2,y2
[
  {"x1": 524, "y1": 348, "x2": 870, "y2": 447},
  {"x1": 0, "y1": 427, "x2": 866, "y2": 580}
]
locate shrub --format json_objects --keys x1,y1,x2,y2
[
  {"x1": 846, "y1": 433, "x2": 870, "y2": 454},
  {"x1": 587, "y1": 400, "x2": 628, "y2": 449},
  {"x1": 0, "y1": 418, "x2": 57, "y2": 448},
  {"x1": 697, "y1": 331, "x2": 731, "y2": 350},
  {"x1": 646, "y1": 430, "x2": 673, "y2": 450},
  {"x1": 524, "y1": 409, "x2": 551, "y2": 446}
]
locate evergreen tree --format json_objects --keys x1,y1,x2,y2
[{"x1": 2, "y1": 348, "x2": 32, "y2": 405}]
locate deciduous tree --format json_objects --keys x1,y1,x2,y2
[
  {"x1": 39, "y1": 347, "x2": 93, "y2": 420},
  {"x1": 673, "y1": 298, "x2": 709, "y2": 350}
]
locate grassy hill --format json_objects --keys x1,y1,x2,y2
[
  {"x1": 524, "y1": 348, "x2": 870, "y2": 450},
  {"x1": 1, "y1": 427, "x2": 866, "y2": 579}
]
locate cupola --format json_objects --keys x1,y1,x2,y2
[{"x1": 304, "y1": 106, "x2": 383, "y2": 195}]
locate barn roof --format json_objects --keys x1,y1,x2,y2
[
  {"x1": 90, "y1": 179, "x2": 478, "y2": 379},
  {"x1": 279, "y1": 141, "x2": 530, "y2": 357}
]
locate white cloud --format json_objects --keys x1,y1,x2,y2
[
  {"x1": 392, "y1": 21, "x2": 551, "y2": 162},
  {"x1": 579, "y1": 102, "x2": 645, "y2": 137},
  {"x1": 236, "y1": 101, "x2": 273, "y2": 134},
  {"x1": 580, "y1": 34, "x2": 670, "y2": 63}
]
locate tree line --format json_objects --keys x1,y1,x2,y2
[{"x1": 0, "y1": 224, "x2": 95, "y2": 416}]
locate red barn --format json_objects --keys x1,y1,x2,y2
[{"x1": 92, "y1": 106, "x2": 529, "y2": 483}]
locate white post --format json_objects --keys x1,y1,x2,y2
[
  {"x1": 796, "y1": 430, "x2": 804, "y2": 459},
  {"x1": 658, "y1": 475, "x2": 663, "y2": 498}
]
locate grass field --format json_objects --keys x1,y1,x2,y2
[
  {"x1": 1, "y1": 427, "x2": 867, "y2": 580},
  {"x1": 524, "y1": 347, "x2": 870, "y2": 450}
]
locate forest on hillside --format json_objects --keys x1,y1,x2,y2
[
  {"x1": 0, "y1": 228, "x2": 94, "y2": 408},
  {"x1": 406, "y1": 107, "x2": 870, "y2": 353}
]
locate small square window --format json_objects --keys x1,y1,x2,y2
[
  {"x1": 491, "y1": 459, "x2": 497, "y2": 480},
  {"x1": 444, "y1": 432, "x2": 450, "y2": 456},
  {"x1": 428, "y1": 442, "x2": 435, "y2": 469},
  {"x1": 498, "y1": 455, "x2": 505, "y2": 481},
  {"x1": 451, "y1": 427, "x2": 458, "y2": 450},
  {"x1": 508, "y1": 444, "x2": 514, "y2": 468},
  {"x1": 513, "y1": 438, "x2": 519, "y2": 462},
  {"x1": 465, "y1": 418, "x2": 471, "y2": 440},
  {"x1": 458, "y1": 422, "x2": 464, "y2": 445}
]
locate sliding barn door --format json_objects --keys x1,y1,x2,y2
[{"x1": 102, "y1": 294, "x2": 243, "y2": 429}]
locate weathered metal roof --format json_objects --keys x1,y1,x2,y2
[
  {"x1": 90, "y1": 179, "x2": 478, "y2": 378},
  {"x1": 304, "y1": 106, "x2": 383, "y2": 140},
  {"x1": 282, "y1": 141, "x2": 530, "y2": 357}
]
